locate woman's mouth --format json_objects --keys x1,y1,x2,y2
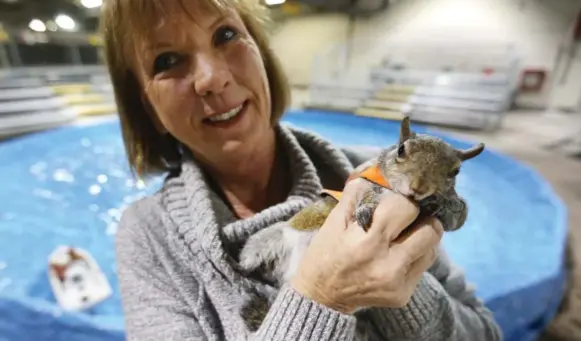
[
  {"x1": 208, "y1": 105, "x2": 243, "y2": 122},
  {"x1": 206, "y1": 102, "x2": 247, "y2": 124}
]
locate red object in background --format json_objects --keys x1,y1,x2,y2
[
  {"x1": 520, "y1": 69, "x2": 546, "y2": 92},
  {"x1": 574, "y1": 10, "x2": 581, "y2": 41},
  {"x1": 482, "y1": 67, "x2": 494, "y2": 76}
]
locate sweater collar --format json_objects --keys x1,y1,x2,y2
[{"x1": 162, "y1": 122, "x2": 354, "y2": 288}]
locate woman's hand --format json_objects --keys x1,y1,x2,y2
[{"x1": 291, "y1": 178, "x2": 444, "y2": 314}]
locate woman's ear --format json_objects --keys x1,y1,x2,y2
[{"x1": 140, "y1": 92, "x2": 167, "y2": 134}]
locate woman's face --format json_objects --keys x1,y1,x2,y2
[{"x1": 131, "y1": 1, "x2": 272, "y2": 163}]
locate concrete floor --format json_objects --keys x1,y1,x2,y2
[{"x1": 291, "y1": 88, "x2": 581, "y2": 340}]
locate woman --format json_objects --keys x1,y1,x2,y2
[{"x1": 100, "y1": 0, "x2": 502, "y2": 340}]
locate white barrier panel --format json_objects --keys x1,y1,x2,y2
[
  {"x1": 0, "y1": 98, "x2": 65, "y2": 116},
  {"x1": 0, "y1": 87, "x2": 54, "y2": 101}
]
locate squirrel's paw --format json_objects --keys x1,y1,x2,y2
[
  {"x1": 238, "y1": 250, "x2": 262, "y2": 272},
  {"x1": 419, "y1": 194, "x2": 468, "y2": 232},
  {"x1": 419, "y1": 195, "x2": 441, "y2": 216},
  {"x1": 239, "y1": 222, "x2": 286, "y2": 272},
  {"x1": 353, "y1": 184, "x2": 386, "y2": 231},
  {"x1": 239, "y1": 237, "x2": 265, "y2": 271},
  {"x1": 355, "y1": 204, "x2": 376, "y2": 231}
]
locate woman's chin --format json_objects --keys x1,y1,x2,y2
[
  {"x1": 210, "y1": 113, "x2": 271, "y2": 149},
  {"x1": 220, "y1": 140, "x2": 246, "y2": 154},
  {"x1": 218, "y1": 126, "x2": 273, "y2": 159}
]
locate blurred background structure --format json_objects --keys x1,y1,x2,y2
[{"x1": 0, "y1": 0, "x2": 580, "y2": 340}]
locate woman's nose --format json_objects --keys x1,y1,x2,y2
[{"x1": 193, "y1": 54, "x2": 232, "y2": 96}]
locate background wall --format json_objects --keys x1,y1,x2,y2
[
  {"x1": 269, "y1": 13, "x2": 350, "y2": 87},
  {"x1": 271, "y1": 0, "x2": 581, "y2": 110}
]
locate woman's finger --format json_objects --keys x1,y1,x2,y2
[
  {"x1": 405, "y1": 245, "x2": 438, "y2": 286},
  {"x1": 427, "y1": 216, "x2": 445, "y2": 238},
  {"x1": 369, "y1": 192, "x2": 420, "y2": 241},
  {"x1": 390, "y1": 216, "x2": 442, "y2": 266}
]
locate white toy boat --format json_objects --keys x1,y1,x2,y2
[{"x1": 48, "y1": 246, "x2": 112, "y2": 311}]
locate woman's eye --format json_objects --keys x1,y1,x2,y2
[
  {"x1": 213, "y1": 26, "x2": 238, "y2": 45},
  {"x1": 153, "y1": 52, "x2": 181, "y2": 73}
]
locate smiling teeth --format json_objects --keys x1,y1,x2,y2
[{"x1": 208, "y1": 104, "x2": 243, "y2": 122}]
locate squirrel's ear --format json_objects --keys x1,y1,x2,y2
[
  {"x1": 457, "y1": 143, "x2": 485, "y2": 161},
  {"x1": 399, "y1": 116, "x2": 412, "y2": 143}
]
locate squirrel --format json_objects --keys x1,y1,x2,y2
[{"x1": 237, "y1": 116, "x2": 486, "y2": 332}]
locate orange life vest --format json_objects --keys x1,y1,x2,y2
[{"x1": 321, "y1": 165, "x2": 391, "y2": 201}]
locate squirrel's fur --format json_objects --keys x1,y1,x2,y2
[{"x1": 237, "y1": 117, "x2": 485, "y2": 332}]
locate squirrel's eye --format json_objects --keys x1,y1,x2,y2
[
  {"x1": 450, "y1": 168, "x2": 460, "y2": 177},
  {"x1": 397, "y1": 144, "x2": 405, "y2": 157}
]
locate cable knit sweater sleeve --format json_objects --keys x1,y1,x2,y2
[{"x1": 342, "y1": 146, "x2": 503, "y2": 341}]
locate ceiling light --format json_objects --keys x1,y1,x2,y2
[
  {"x1": 265, "y1": 0, "x2": 286, "y2": 5},
  {"x1": 28, "y1": 19, "x2": 46, "y2": 32},
  {"x1": 55, "y1": 14, "x2": 76, "y2": 31},
  {"x1": 81, "y1": 0, "x2": 102, "y2": 8}
]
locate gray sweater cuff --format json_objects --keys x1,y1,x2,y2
[
  {"x1": 367, "y1": 274, "x2": 454, "y2": 339},
  {"x1": 254, "y1": 285, "x2": 357, "y2": 341}
]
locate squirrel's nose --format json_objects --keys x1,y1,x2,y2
[
  {"x1": 410, "y1": 181, "x2": 427, "y2": 196},
  {"x1": 410, "y1": 180, "x2": 420, "y2": 192},
  {"x1": 405, "y1": 190, "x2": 423, "y2": 201}
]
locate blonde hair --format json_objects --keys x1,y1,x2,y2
[{"x1": 98, "y1": 0, "x2": 290, "y2": 177}]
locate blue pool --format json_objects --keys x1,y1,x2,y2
[{"x1": 0, "y1": 109, "x2": 568, "y2": 341}]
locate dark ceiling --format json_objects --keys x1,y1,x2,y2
[
  {"x1": 298, "y1": 0, "x2": 389, "y2": 15},
  {"x1": 0, "y1": 0, "x2": 99, "y2": 32},
  {"x1": 0, "y1": 0, "x2": 389, "y2": 35}
]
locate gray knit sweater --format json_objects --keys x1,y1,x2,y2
[{"x1": 115, "y1": 123, "x2": 502, "y2": 341}]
